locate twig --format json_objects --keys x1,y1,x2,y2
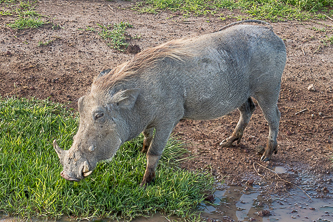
[
  {"x1": 164, "y1": 217, "x2": 171, "y2": 222},
  {"x1": 322, "y1": 116, "x2": 333, "y2": 119},
  {"x1": 108, "y1": 5, "x2": 113, "y2": 12},
  {"x1": 253, "y1": 162, "x2": 312, "y2": 200},
  {"x1": 295, "y1": 108, "x2": 308, "y2": 115},
  {"x1": 301, "y1": 48, "x2": 306, "y2": 56},
  {"x1": 324, "y1": 14, "x2": 333, "y2": 21},
  {"x1": 181, "y1": 21, "x2": 195, "y2": 24},
  {"x1": 253, "y1": 162, "x2": 265, "y2": 177}
]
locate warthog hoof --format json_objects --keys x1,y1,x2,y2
[
  {"x1": 260, "y1": 141, "x2": 277, "y2": 161},
  {"x1": 140, "y1": 169, "x2": 155, "y2": 187},
  {"x1": 220, "y1": 135, "x2": 242, "y2": 147}
]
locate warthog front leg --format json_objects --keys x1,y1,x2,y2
[
  {"x1": 140, "y1": 124, "x2": 174, "y2": 187},
  {"x1": 220, "y1": 98, "x2": 255, "y2": 147},
  {"x1": 141, "y1": 127, "x2": 154, "y2": 153},
  {"x1": 141, "y1": 154, "x2": 159, "y2": 186}
]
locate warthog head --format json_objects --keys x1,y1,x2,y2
[{"x1": 53, "y1": 87, "x2": 140, "y2": 181}]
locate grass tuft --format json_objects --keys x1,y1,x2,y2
[
  {"x1": 134, "y1": 0, "x2": 333, "y2": 21},
  {"x1": 327, "y1": 35, "x2": 333, "y2": 44},
  {"x1": 1, "y1": 0, "x2": 47, "y2": 29},
  {"x1": 97, "y1": 22, "x2": 133, "y2": 51},
  {"x1": 8, "y1": 17, "x2": 45, "y2": 29},
  {"x1": 0, "y1": 97, "x2": 214, "y2": 220}
]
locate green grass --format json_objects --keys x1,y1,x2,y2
[
  {"x1": 0, "y1": 0, "x2": 16, "y2": 3},
  {"x1": 133, "y1": 0, "x2": 333, "y2": 21},
  {"x1": 327, "y1": 35, "x2": 333, "y2": 44},
  {"x1": 97, "y1": 22, "x2": 133, "y2": 51},
  {"x1": 1, "y1": 0, "x2": 48, "y2": 29},
  {"x1": 0, "y1": 97, "x2": 214, "y2": 220},
  {"x1": 8, "y1": 17, "x2": 45, "y2": 29},
  {"x1": 38, "y1": 39, "x2": 53, "y2": 46},
  {"x1": 310, "y1": 26, "x2": 327, "y2": 32}
]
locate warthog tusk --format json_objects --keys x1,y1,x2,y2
[
  {"x1": 82, "y1": 161, "x2": 90, "y2": 173},
  {"x1": 83, "y1": 171, "x2": 92, "y2": 177}
]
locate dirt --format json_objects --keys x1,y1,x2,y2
[{"x1": 1, "y1": 0, "x2": 333, "y2": 219}]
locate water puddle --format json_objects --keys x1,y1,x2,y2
[
  {"x1": 200, "y1": 185, "x2": 333, "y2": 222},
  {"x1": 274, "y1": 166, "x2": 287, "y2": 174}
]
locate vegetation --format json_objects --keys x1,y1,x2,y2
[
  {"x1": 97, "y1": 22, "x2": 133, "y2": 51},
  {"x1": 0, "y1": 97, "x2": 214, "y2": 220},
  {"x1": 37, "y1": 37, "x2": 60, "y2": 47},
  {"x1": 327, "y1": 35, "x2": 333, "y2": 44},
  {"x1": 133, "y1": 0, "x2": 333, "y2": 21},
  {"x1": 0, "y1": 0, "x2": 47, "y2": 29}
]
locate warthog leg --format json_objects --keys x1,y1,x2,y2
[
  {"x1": 255, "y1": 92, "x2": 281, "y2": 161},
  {"x1": 141, "y1": 127, "x2": 154, "y2": 153},
  {"x1": 141, "y1": 154, "x2": 159, "y2": 187},
  {"x1": 220, "y1": 98, "x2": 256, "y2": 147},
  {"x1": 140, "y1": 124, "x2": 174, "y2": 186}
]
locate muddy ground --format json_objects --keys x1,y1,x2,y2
[{"x1": 0, "y1": 0, "x2": 333, "y2": 220}]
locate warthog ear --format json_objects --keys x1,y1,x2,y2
[
  {"x1": 97, "y1": 69, "x2": 112, "y2": 79},
  {"x1": 110, "y1": 89, "x2": 140, "y2": 109}
]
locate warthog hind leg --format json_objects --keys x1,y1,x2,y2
[
  {"x1": 254, "y1": 92, "x2": 281, "y2": 161},
  {"x1": 220, "y1": 98, "x2": 255, "y2": 147}
]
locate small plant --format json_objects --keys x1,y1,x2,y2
[
  {"x1": 38, "y1": 39, "x2": 54, "y2": 46},
  {"x1": 37, "y1": 36, "x2": 60, "y2": 46},
  {"x1": 85, "y1": 26, "x2": 95, "y2": 32},
  {"x1": 0, "y1": 0, "x2": 16, "y2": 3},
  {"x1": 310, "y1": 27, "x2": 327, "y2": 32},
  {"x1": 0, "y1": 9, "x2": 12, "y2": 15},
  {"x1": 8, "y1": 17, "x2": 45, "y2": 29},
  {"x1": 326, "y1": 35, "x2": 333, "y2": 44},
  {"x1": 133, "y1": 34, "x2": 141, "y2": 39},
  {"x1": 97, "y1": 22, "x2": 133, "y2": 51},
  {"x1": 2, "y1": 0, "x2": 48, "y2": 29}
]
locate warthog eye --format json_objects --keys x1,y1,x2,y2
[{"x1": 94, "y1": 112, "x2": 104, "y2": 120}]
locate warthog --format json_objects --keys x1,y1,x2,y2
[{"x1": 53, "y1": 20, "x2": 286, "y2": 186}]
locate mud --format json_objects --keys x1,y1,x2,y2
[{"x1": 0, "y1": 0, "x2": 333, "y2": 221}]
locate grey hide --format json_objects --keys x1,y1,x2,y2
[{"x1": 53, "y1": 20, "x2": 286, "y2": 186}]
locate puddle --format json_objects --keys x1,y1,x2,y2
[
  {"x1": 274, "y1": 166, "x2": 287, "y2": 174},
  {"x1": 200, "y1": 185, "x2": 333, "y2": 222}
]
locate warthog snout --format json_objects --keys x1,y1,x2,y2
[
  {"x1": 53, "y1": 140, "x2": 93, "y2": 181},
  {"x1": 60, "y1": 171, "x2": 80, "y2": 182}
]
